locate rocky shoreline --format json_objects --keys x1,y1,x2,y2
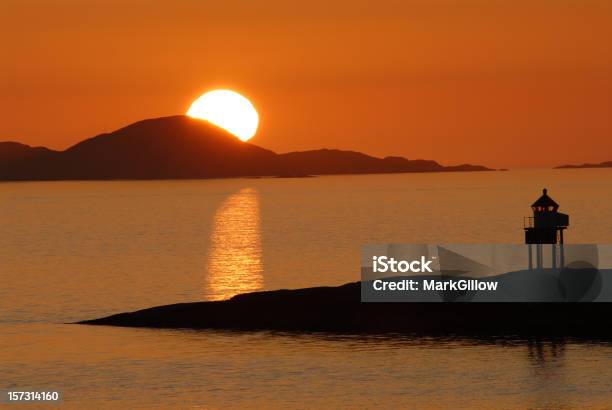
[{"x1": 79, "y1": 281, "x2": 612, "y2": 338}]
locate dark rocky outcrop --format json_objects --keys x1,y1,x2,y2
[{"x1": 79, "y1": 281, "x2": 612, "y2": 338}]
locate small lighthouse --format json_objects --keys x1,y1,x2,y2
[{"x1": 524, "y1": 189, "x2": 569, "y2": 270}]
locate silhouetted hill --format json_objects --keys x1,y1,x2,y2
[
  {"x1": 0, "y1": 115, "x2": 493, "y2": 180},
  {"x1": 276, "y1": 149, "x2": 487, "y2": 174},
  {"x1": 0, "y1": 141, "x2": 57, "y2": 165},
  {"x1": 555, "y1": 161, "x2": 612, "y2": 169},
  {"x1": 1, "y1": 116, "x2": 277, "y2": 180},
  {"x1": 0, "y1": 142, "x2": 59, "y2": 179}
]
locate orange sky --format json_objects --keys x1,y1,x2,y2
[{"x1": 1, "y1": 0, "x2": 611, "y2": 168}]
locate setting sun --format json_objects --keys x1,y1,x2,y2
[{"x1": 186, "y1": 90, "x2": 259, "y2": 142}]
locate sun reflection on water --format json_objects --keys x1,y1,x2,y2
[{"x1": 205, "y1": 188, "x2": 263, "y2": 300}]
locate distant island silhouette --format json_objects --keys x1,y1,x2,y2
[
  {"x1": 555, "y1": 161, "x2": 612, "y2": 169},
  {"x1": 0, "y1": 115, "x2": 493, "y2": 181}
]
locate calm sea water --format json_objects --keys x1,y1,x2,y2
[{"x1": 2, "y1": 169, "x2": 612, "y2": 408}]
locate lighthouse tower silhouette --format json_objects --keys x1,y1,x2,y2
[{"x1": 524, "y1": 188, "x2": 569, "y2": 270}]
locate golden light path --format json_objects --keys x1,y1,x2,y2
[
  {"x1": 186, "y1": 89, "x2": 259, "y2": 142},
  {"x1": 205, "y1": 188, "x2": 263, "y2": 300}
]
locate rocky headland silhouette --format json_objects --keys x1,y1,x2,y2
[
  {"x1": 1, "y1": 115, "x2": 493, "y2": 180},
  {"x1": 80, "y1": 268, "x2": 612, "y2": 338}
]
